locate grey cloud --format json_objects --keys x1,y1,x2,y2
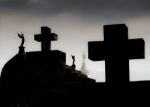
[
  {"x1": 0, "y1": 0, "x2": 150, "y2": 20},
  {"x1": 0, "y1": 0, "x2": 30, "y2": 8}
]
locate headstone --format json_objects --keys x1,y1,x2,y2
[
  {"x1": 88, "y1": 24, "x2": 145, "y2": 83},
  {"x1": 34, "y1": 26, "x2": 58, "y2": 52}
]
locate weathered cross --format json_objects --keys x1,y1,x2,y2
[
  {"x1": 88, "y1": 24, "x2": 145, "y2": 83},
  {"x1": 34, "y1": 26, "x2": 58, "y2": 52}
]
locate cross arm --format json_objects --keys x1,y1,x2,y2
[
  {"x1": 88, "y1": 41, "x2": 105, "y2": 61},
  {"x1": 34, "y1": 33, "x2": 58, "y2": 42},
  {"x1": 128, "y1": 38, "x2": 145, "y2": 59},
  {"x1": 50, "y1": 33, "x2": 58, "y2": 41}
]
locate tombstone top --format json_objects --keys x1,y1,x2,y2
[
  {"x1": 104, "y1": 24, "x2": 128, "y2": 42},
  {"x1": 34, "y1": 26, "x2": 58, "y2": 51},
  {"x1": 88, "y1": 24, "x2": 145, "y2": 83}
]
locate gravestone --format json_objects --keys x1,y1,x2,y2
[
  {"x1": 34, "y1": 26, "x2": 58, "y2": 51},
  {"x1": 88, "y1": 24, "x2": 145, "y2": 84}
]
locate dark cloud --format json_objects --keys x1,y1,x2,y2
[
  {"x1": 0, "y1": 0, "x2": 150, "y2": 20},
  {"x1": 0, "y1": 0, "x2": 30, "y2": 8}
]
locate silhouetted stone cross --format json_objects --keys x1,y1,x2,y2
[
  {"x1": 34, "y1": 26, "x2": 58, "y2": 51},
  {"x1": 88, "y1": 24, "x2": 145, "y2": 83}
]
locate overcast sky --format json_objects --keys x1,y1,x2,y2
[
  {"x1": 1, "y1": 0, "x2": 150, "y2": 82},
  {"x1": 0, "y1": 0, "x2": 150, "y2": 22}
]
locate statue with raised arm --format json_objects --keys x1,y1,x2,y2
[
  {"x1": 71, "y1": 55, "x2": 76, "y2": 70},
  {"x1": 18, "y1": 33, "x2": 25, "y2": 54},
  {"x1": 18, "y1": 33, "x2": 25, "y2": 47}
]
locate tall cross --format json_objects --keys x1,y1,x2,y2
[
  {"x1": 34, "y1": 26, "x2": 58, "y2": 52},
  {"x1": 88, "y1": 24, "x2": 145, "y2": 83}
]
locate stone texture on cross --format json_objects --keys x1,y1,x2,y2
[
  {"x1": 88, "y1": 24, "x2": 145, "y2": 84},
  {"x1": 34, "y1": 26, "x2": 58, "y2": 52}
]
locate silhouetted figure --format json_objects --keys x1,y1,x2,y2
[
  {"x1": 18, "y1": 33, "x2": 25, "y2": 54},
  {"x1": 71, "y1": 55, "x2": 76, "y2": 70},
  {"x1": 18, "y1": 33, "x2": 25, "y2": 47},
  {"x1": 88, "y1": 24, "x2": 145, "y2": 84}
]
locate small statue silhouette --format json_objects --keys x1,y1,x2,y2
[
  {"x1": 18, "y1": 33, "x2": 25, "y2": 54},
  {"x1": 71, "y1": 55, "x2": 76, "y2": 70},
  {"x1": 18, "y1": 33, "x2": 25, "y2": 47}
]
